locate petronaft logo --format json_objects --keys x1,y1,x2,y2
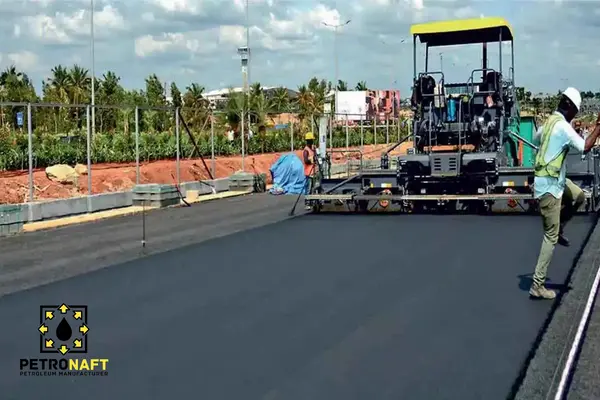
[
  {"x1": 39, "y1": 304, "x2": 89, "y2": 355},
  {"x1": 19, "y1": 303, "x2": 109, "y2": 377}
]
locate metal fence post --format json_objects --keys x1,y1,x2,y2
[
  {"x1": 360, "y1": 118, "x2": 364, "y2": 151},
  {"x1": 175, "y1": 107, "x2": 180, "y2": 187},
  {"x1": 386, "y1": 116, "x2": 389, "y2": 144},
  {"x1": 290, "y1": 120, "x2": 294, "y2": 151},
  {"x1": 135, "y1": 106, "x2": 140, "y2": 185},
  {"x1": 27, "y1": 103, "x2": 33, "y2": 203},
  {"x1": 241, "y1": 110, "x2": 245, "y2": 171},
  {"x1": 345, "y1": 114, "x2": 349, "y2": 149},
  {"x1": 210, "y1": 113, "x2": 215, "y2": 178},
  {"x1": 86, "y1": 105, "x2": 92, "y2": 199},
  {"x1": 329, "y1": 114, "x2": 333, "y2": 152},
  {"x1": 374, "y1": 118, "x2": 377, "y2": 146}
]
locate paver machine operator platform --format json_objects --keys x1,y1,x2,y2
[{"x1": 305, "y1": 17, "x2": 600, "y2": 214}]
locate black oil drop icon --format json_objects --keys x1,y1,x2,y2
[{"x1": 56, "y1": 318, "x2": 73, "y2": 341}]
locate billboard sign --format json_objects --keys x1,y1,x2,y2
[
  {"x1": 335, "y1": 90, "x2": 400, "y2": 121},
  {"x1": 366, "y1": 90, "x2": 400, "y2": 121},
  {"x1": 335, "y1": 91, "x2": 367, "y2": 121}
]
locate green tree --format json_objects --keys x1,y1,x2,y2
[
  {"x1": 170, "y1": 82, "x2": 182, "y2": 109},
  {"x1": 144, "y1": 74, "x2": 168, "y2": 132},
  {"x1": 336, "y1": 80, "x2": 348, "y2": 91},
  {"x1": 0, "y1": 66, "x2": 37, "y2": 128},
  {"x1": 97, "y1": 71, "x2": 124, "y2": 132},
  {"x1": 355, "y1": 81, "x2": 368, "y2": 91},
  {"x1": 181, "y1": 83, "x2": 208, "y2": 129}
]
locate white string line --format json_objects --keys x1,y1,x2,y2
[{"x1": 554, "y1": 258, "x2": 600, "y2": 400}]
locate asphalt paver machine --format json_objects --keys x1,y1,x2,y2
[{"x1": 306, "y1": 17, "x2": 600, "y2": 214}]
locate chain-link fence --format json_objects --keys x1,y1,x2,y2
[{"x1": 0, "y1": 102, "x2": 411, "y2": 204}]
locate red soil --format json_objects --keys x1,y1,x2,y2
[{"x1": 0, "y1": 143, "x2": 412, "y2": 204}]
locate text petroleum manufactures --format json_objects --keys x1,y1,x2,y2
[{"x1": 19, "y1": 359, "x2": 109, "y2": 376}]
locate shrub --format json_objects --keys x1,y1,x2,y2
[{"x1": 0, "y1": 121, "x2": 409, "y2": 171}]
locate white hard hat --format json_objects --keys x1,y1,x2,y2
[{"x1": 562, "y1": 87, "x2": 581, "y2": 111}]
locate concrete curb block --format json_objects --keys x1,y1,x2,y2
[
  {"x1": 14, "y1": 177, "x2": 232, "y2": 226},
  {"x1": 6, "y1": 162, "x2": 369, "y2": 236},
  {"x1": 22, "y1": 190, "x2": 254, "y2": 233}
]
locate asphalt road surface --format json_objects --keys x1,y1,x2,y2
[{"x1": 0, "y1": 195, "x2": 595, "y2": 400}]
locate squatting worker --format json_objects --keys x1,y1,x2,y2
[
  {"x1": 530, "y1": 87, "x2": 600, "y2": 299},
  {"x1": 303, "y1": 132, "x2": 317, "y2": 210}
]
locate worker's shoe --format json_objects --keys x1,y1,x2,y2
[
  {"x1": 529, "y1": 284, "x2": 557, "y2": 299},
  {"x1": 558, "y1": 232, "x2": 570, "y2": 247}
]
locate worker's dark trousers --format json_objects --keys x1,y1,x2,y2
[
  {"x1": 304, "y1": 175, "x2": 314, "y2": 207},
  {"x1": 532, "y1": 179, "x2": 585, "y2": 287}
]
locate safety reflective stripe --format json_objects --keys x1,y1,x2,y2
[
  {"x1": 534, "y1": 114, "x2": 567, "y2": 178},
  {"x1": 303, "y1": 146, "x2": 315, "y2": 176}
]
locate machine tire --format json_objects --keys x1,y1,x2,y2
[
  {"x1": 357, "y1": 200, "x2": 369, "y2": 213},
  {"x1": 312, "y1": 201, "x2": 322, "y2": 213}
]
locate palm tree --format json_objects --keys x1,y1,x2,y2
[
  {"x1": 44, "y1": 65, "x2": 72, "y2": 132},
  {"x1": 47, "y1": 65, "x2": 70, "y2": 103},
  {"x1": 182, "y1": 83, "x2": 208, "y2": 129},
  {"x1": 68, "y1": 65, "x2": 91, "y2": 104},
  {"x1": 98, "y1": 71, "x2": 123, "y2": 132},
  {"x1": 248, "y1": 82, "x2": 272, "y2": 125},
  {"x1": 68, "y1": 65, "x2": 91, "y2": 126},
  {"x1": 295, "y1": 84, "x2": 314, "y2": 121},
  {"x1": 355, "y1": 81, "x2": 368, "y2": 91},
  {"x1": 336, "y1": 80, "x2": 348, "y2": 91},
  {"x1": 270, "y1": 87, "x2": 290, "y2": 113},
  {"x1": 0, "y1": 66, "x2": 36, "y2": 128}
]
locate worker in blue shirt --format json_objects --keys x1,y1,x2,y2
[{"x1": 530, "y1": 87, "x2": 600, "y2": 299}]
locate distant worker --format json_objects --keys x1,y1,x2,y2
[
  {"x1": 303, "y1": 132, "x2": 318, "y2": 210},
  {"x1": 574, "y1": 120, "x2": 582, "y2": 136},
  {"x1": 573, "y1": 121, "x2": 587, "y2": 160},
  {"x1": 529, "y1": 87, "x2": 600, "y2": 299}
]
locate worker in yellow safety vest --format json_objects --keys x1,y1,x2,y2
[
  {"x1": 303, "y1": 132, "x2": 318, "y2": 210},
  {"x1": 530, "y1": 87, "x2": 600, "y2": 299}
]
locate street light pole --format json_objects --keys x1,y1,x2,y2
[
  {"x1": 322, "y1": 19, "x2": 351, "y2": 115},
  {"x1": 380, "y1": 38, "x2": 405, "y2": 87},
  {"x1": 245, "y1": 0, "x2": 250, "y2": 87},
  {"x1": 90, "y1": 0, "x2": 95, "y2": 136},
  {"x1": 237, "y1": 46, "x2": 249, "y2": 172}
]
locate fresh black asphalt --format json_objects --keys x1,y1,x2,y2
[
  {"x1": 0, "y1": 194, "x2": 596, "y2": 399},
  {"x1": 515, "y1": 212, "x2": 600, "y2": 400},
  {"x1": 568, "y1": 292, "x2": 600, "y2": 400},
  {"x1": 0, "y1": 194, "x2": 302, "y2": 297}
]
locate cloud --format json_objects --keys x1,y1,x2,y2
[
  {"x1": 22, "y1": 4, "x2": 125, "y2": 44},
  {"x1": 0, "y1": 0, "x2": 597, "y2": 95},
  {"x1": 7, "y1": 50, "x2": 39, "y2": 71}
]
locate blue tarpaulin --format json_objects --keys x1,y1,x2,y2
[{"x1": 269, "y1": 153, "x2": 306, "y2": 195}]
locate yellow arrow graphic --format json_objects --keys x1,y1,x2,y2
[
  {"x1": 45, "y1": 339, "x2": 54, "y2": 348},
  {"x1": 79, "y1": 324, "x2": 89, "y2": 335},
  {"x1": 39, "y1": 324, "x2": 48, "y2": 335},
  {"x1": 73, "y1": 339, "x2": 82, "y2": 348},
  {"x1": 58, "y1": 345, "x2": 69, "y2": 355},
  {"x1": 73, "y1": 311, "x2": 82, "y2": 320},
  {"x1": 58, "y1": 304, "x2": 69, "y2": 314},
  {"x1": 45, "y1": 311, "x2": 54, "y2": 320}
]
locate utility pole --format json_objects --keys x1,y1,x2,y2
[
  {"x1": 90, "y1": 0, "x2": 95, "y2": 136},
  {"x1": 322, "y1": 19, "x2": 351, "y2": 115}
]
